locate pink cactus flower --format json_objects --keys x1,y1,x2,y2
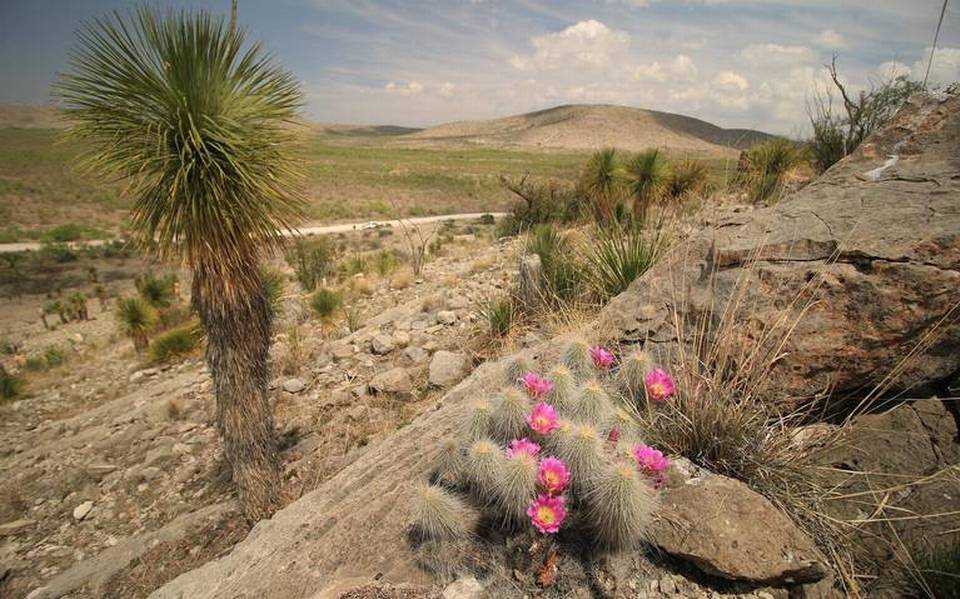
[
  {"x1": 632, "y1": 443, "x2": 671, "y2": 475},
  {"x1": 506, "y1": 438, "x2": 541, "y2": 459},
  {"x1": 590, "y1": 345, "x2": 615, "y2": 369},
  {"x1": 527, "y1": 494, "x2": 567, "y2": 534},
  {"x1": 644, "y1": 368, "x2": 676, "y2": 402},
  {"x1": 527, "y1": 402, "x2": 559, "y2": 435},
  {"x1": 537, "y1": 457, "x2": 571, "y2": 495},
  {"x1": 521, "y1": 371, "x2": 554, "y2": 399}
]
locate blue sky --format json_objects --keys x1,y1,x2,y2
[{"x1": 1, "y1": 0, "x2": 958, "y2": 134}]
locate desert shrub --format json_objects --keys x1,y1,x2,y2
[
  {"x1": 806, "y1": 59, "x2": 924, "y2": 172},
  {"x1": 747, "y1": 137, "x2": 806, "y2": 203},
  {"x1": 116, "y1": 295, "x2": 159, "y2": 352},
  {"x1": 374, "y1": 250, "x2": 399, "y2": 276},
  {"x1": 39, "y1": 241, "x2": 77, "y2": 263},
  {"x1": 497, "y1": 176, "x2": 585, "y2": 237},
  {"x1": 479, "y1": 295, "x2": 516, "y2": 337},
  {"x1": 260, "y1": 267, "x2": 285, "y2": 318},
  {"x1": 525, "y1": 225, "x2": 582, "y2": 304},
  {"x1": 24, "y1": 355, "x2": 47, "y2": 372},
  {"x1": 309, "y1": 287, "x2": 342, "y2": 319},
  {"x1": 412, "y1": 338, "x2": 670, "y2": 560},
  {"x1": 340, "y1": 254, "x2": 369, "y2": 278},
  {"x1": 0, "y1": 367, "x2": 24, "y2": 402},
  {"x1": 43, "y1": 345, "x2": 67, "y2": 368},
  {"x1": 156, "y1": 304, "x2": 193, "y2": 330},
  {"x1": 286, "y1": 237, "x2": 336, "y2": 292},
  {"x1": 0, "y1": 340, "x2": 19, "y2": 355},
  {"x1": 66, "y1": 292, "x2": 89, "y2": 321},
  {"x1": 136, "y1": 272, "x2": 177, "y2": 309},
  {"x1": 583, "y1": 224, "x2": 666, "y2": 301},
  {"x1": 664, "y1": 158, "x2": 707, "y2": 201},
  {"x1": 624, "y1": 149, "x2": 668, "y2": 225},
  {"x1": 40, "y1": 223, "x2": 109, "y2": 242},
  {"x1": 478, "y1": 213, "x2": 495, "y2": 226},
  {"x1": 149, "y1": 322, "x2": 201, "y2": 363}
]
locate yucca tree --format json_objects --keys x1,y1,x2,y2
[
  {"x1": 116, "y1": 295, "x2": 159, "y2": 353},
  {"x1": 579, "y1": 147, "x2": 621, "y2": 226},
  {"x1": 57, "y1": 8, "x2": 304, "y2": 520},
  {"x1": 624, "y1": 149, "x2": 667, "y2": 226}
]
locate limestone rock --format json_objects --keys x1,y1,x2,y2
[
  {"x1": 601, "y1": 94, "x2": 960, "y2": 410},
  {"x1": 281, "y1": 378, "x2": 306, "y2": 394},
  {"x1": 403, "y1": 346, "x2": 428, "y2": 364},
  {"x1": 370, "y1": 334, "x2": 395, "y2": 355},
  {"x1": 369, "y1": 367, "x2": 414, "y2": 396},
  {"x1": 437, "y1": 310, "x2": 457, "y2": 325},
  {"x1": 442, "y1": 575, "x2": 485, "y2": 599},
  {"x1": 72, "y1": 501, "x2": 94, "y2": 522},
  {"x1": 650, "y1": 459, "x2": 826, "y2": 585},
  {"x1": 429, "y1": 351, "x2": 469, "y2": 388},
  {"x1": 0, "y1": 518, "x2": 35, "y2": 536}
]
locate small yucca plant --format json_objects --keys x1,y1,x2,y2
[
  {"x1": 136, "y1": 272, "x2": 177, "y2": 309},
  {"x1": 665, "y1": 158, "x2": 707, "y2": 201},
  {"x1": 310, "y1": 287, "x2": 342, "y2": 320},
  {"x1": 584, "y1": 461, "x2": 657, "y2": 550},
  {"x1": 480, "y1": 295, "x2": 515, "y2": 338},
  {"x1": 624, "y1": 149, "x2": 668, "y2": 225},
  {"x1": 584, "y1": 224, "x2": 666, "y2": 301},
  {"x1": 411, "y1": 484, "x2": 475, "y2": 542},
  {"x1": 116, "y1": 296, "x2": 159, "y2": 353}
]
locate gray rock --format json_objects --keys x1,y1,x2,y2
[
  {"x1": 442, "y1": 575, "x2": 485, "y2": 599},
  {"x1": 429, "y1": 351, "x2": 469, "y2": 388},
  {"x1": 0, "y1": 518, "x2": 35, "y2": 536},
  {"x1": 658, "y1": 576, "x2": 677, "y2": 595},
  {"x1": 436, "y1": 310, "x2": 457, "y2": 325},
  {"x1": 282, "y1": 378, "x2": 307, "y2": 394},
  {"x1": 72, "y1": 501, "x2": 94, "y2": 522},
  {"x1": 369, "y1": 367, "x2": 413, "y2": 396},
  {"x1": 403, "y1": 346, "x2": 429, "y2": 364},
  {"x1": 391, "y1": 330, "x2": 411, "y2": 348},
  {"x1": 370, "y1": 334, "x2": 395, "y2": 355},
  {"x1": 331, "y1": 344, "x2": 355, "y2": 361}
]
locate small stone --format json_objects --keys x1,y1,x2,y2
[
  {"x1": 429, "y1": 351, "x2": 469, "y2": 388},
  {"x1": 403, "y1": 346, "x2": 429, "y2": 364},
  {"x1": 331, "y1": 344, "x2": 355, "y2": 361},
  {"x1": 392, "y1": 330, "x2": 411, "y2": 348},
  {"x1": 282, "y1": 378, "x2": 307, "y2": 394},
  {"x1": 659, "y1": 576, "x2": 677, "y2": 595},
  {"x1": 72, "y1": 501, "x2": 94, "y2": 521},
  {"x1": 443, "y1": 575, "x2": 485, "y2": 599},
  {"x1": 437, "y1": 310, "x2": 457, "y2": 325},
  {"x1": 0, "y1": 518, "x2": 36, "y2": 536},
  {"x1": 370, "y1": 334, "x2": 395, "y2": 355},
  {"x1": 369, "y1": 367, "x2": 414, "y2": 396}
]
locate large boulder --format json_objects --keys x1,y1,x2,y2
[
  {"x1": 650, "y1": 459, "x2": 827, "y2": 585},
  {"x1": 602, "y1": 95, "x2": 960, "y2": 408}
]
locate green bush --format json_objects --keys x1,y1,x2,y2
[
  {"x1": 747, "y1": 137, "x2": 806, "y2": 203},
  {"x1": 116, "y1": 295, "x2": 159, "y2": 352},
  {"x1": 1, "y1": 367, "x2": 24, "y2": 402},
  {"x1": 525, "y1": 224, "x2": 582, "y2": 304},
  {"x1": 497, "y1": 176, "x2": 585, "y2": 237},
  {"x1": 43, "y1": 345, "x2": 67, "y2": 368},
  {"x1": 624, "y1": 149, "x2": 668, "y2": 225},
  {"x1": 149, "y1": 322, "x2": 201, "y2": 363},
  {"x1": 310, "y1": 287, "x2": 342, "y2": 319},
  {"x1": 584, "y1": 224, "x2": 666, "y2": 300},
  {"x1": 285, "y1": 237, "x2": 336, "y2": 292},
  {"x1": 374, "y1": 250, "x2": 399, "y2": 276},
  {"x1": 40, "y1": 223, "x2": 109, "y2": 242},
  {"x1": 664, "y1": 158, "x2": 707, "y2": 201},
  {"x1": 136, "y1": 272, "x2": 177, "y2": 309}
]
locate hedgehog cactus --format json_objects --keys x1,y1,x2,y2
[
  {"x1": 562, "y1": 339, "x2": 594, "y2": 380},
  {"x1": 490, "y1": 388, "x2": 533, "y2": 443},
  {"x1": 496, "y1": 450, "x2": 539, "y2": 526},
  {"x1": 412, "y1": 484, "x2": 476, "y2": 542},
  {"x1": 465, "y1": 400, "x2": 494, "y2": 441},
  {"x1": 584, "y1": 461, "x2": 657, "y2": 550},
  {"x1": 570, "y1": 380, "x2": 615, "y2": 425},
  {"x1": 547, "y1": 365, "x2": 576, "y2": 411}
]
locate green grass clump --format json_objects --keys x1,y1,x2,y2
[
  {"x1": 909, "y1": 542, "x2": 960, "y2": 599},
  {"x1": 260, "y1": 267, "x2": 285, "y2": 317},
  {"x1": 480, "y1": 295, "x2": 515, "y2": 338},
  {"x1": 495, "y1": 453, "x2": 538, "y2": 526},
  {"x1": 43, "y1": 345, "x2": 67, "y2": 368},
  {"x1": 309, "y1": 287, "x2": 342, "y2": 319},
  {"x1": 584, "y1": 224, "x2": 665, "y2": 301},
  {"x1": 115, "y1": 296, "x2": 159, "y2": 353},
  {"x1": 1, "y1": 368, "x2": 24, "y2": 402},
  {"x1": 747, "y1": 137, "x2": 806, "y2": 203},
  {"x1": 149, "y1": 322, "x2": 201, "y2": 363},
  {"x1": 411, "y1": 484, "x2": 475, "y2": 542},
  {"x1": 489, "y1": 387, "x2": 532, "y2": 443},
  {"x1": 525, "y1": 224, "x2": 582, "y2": 304},
  {"x1": 374, "y1": 250, "x2": 399, "y2": 276},
  {"x1": 39, "y1": 223, "x2": 109, "y2": 242},
  {"x1": 584, "y1": 461, "x2": 657, "y2": 550},
  {"x1": 285, "y1": 237, "x2": 336, "y2": 292}
]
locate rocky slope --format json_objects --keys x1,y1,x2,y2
[{"x1": 147, "y1": 95, "x2": 960, "y2": 599}]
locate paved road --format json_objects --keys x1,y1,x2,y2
[{"x1": 0, "y1": 212, "x2": 505, "y2": 254}]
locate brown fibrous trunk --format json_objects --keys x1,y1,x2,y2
[{"x1": 193, "y1": 263, "x2": 281, "y2": 522}]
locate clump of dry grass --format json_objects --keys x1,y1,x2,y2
[{"x1": 390, "y1": 268, "x2": 414, "y2": 290}]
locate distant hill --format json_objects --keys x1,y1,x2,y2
[{"x1": 402, "y1": 104, "x2": 773, "y2": 154}]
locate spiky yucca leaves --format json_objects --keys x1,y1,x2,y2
[
  {"x1": 584, "y1": 461, "x2": 657, "y2": 550},
  {"x1": 570, "y1": 380, "x2": 615, "y2": 425},
  {"x1": 620, "y1": 350, "x2": 653, "y2": 401},
  {"x1": 115, "y1": 296, "x2": 159, "y2": 353},
  {"x1": 580, "y1": 147, "x2": 622, "y2": 225},
  {"x1": 563, "y1": 339, "x2": 593, "y2": 380},
  {"x1": 490, "y1": 388, "x2": 533, "y2": 443},
  {"x1": 495, "y1": 453, "x2": 538, "y2": 526},
  {"x1": 504, "y1": 355, "x2": 535, "y2": 385},
  {"x1": 464, "y1": 438, "x2": 505, "y2": 501},
  {"x1": 625, "y1": 149, "x2": 668, "y2": 225},
  {"x1": 464, "y1": 400, "x2": 494, "y2": 441},
  {"x1": 547, "y1": 365, "x2": 576, "y2": 412},
  {"x1": 553, "y1": 422, "x2": 604, "y2": 493},
  {"x1": 411, "y1": 484, "x2": 475, "y2": 542}
]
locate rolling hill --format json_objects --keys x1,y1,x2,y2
[{"x1": 400, "y1": 104, "x2": 773, "y2": 154}]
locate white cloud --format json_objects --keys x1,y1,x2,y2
[
  {"x1": 876, "y1": 60, "x2": 911, "y2": 80},
  {"x1": 911, "y1": 47, "x2": 960, "y2": 85},
  {"x1": 813, "y1": 29, "x2": 847, "y2": 49},
  {"x1": 384, "y1": 81, "x2": 424, "y2": 96},
  {"x1": 738, "y1": 43, "x2": 815, "y2": 67},
  {"x1": 438, "y1": 82, "x2": 457, "y2": 97},
  {"x1": 511, "y1": 20, "x2": 630, "y2": 71},
  {"x1": 713, "y1": 70, "x2": 749, "y2": 90}
]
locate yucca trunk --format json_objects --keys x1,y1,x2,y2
[{"x1": 193, "y1": 263, "x2": 281, "y2": 521}]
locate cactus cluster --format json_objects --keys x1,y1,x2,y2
[{"x1": 412, "y1": 340, "x2": 678, "y2": 555}]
